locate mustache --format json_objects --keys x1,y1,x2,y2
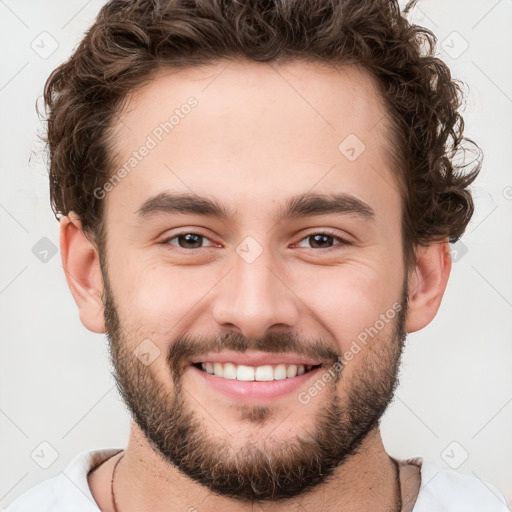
[{"x1": 167, "y1": 331, "x2": 341, "y2": 377}]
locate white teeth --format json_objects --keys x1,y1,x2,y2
[
  {"x1": 255, "y1": 365, "x2": 274, "y2": 381},
  {"x1": 198, "y1": 362, "x2": 313, "y2": 381},
  {"x1": 223, "y1": 362, "x2": 237, "y2": 380},
  {"x1": 274, "y1": 364, "x2": 287, "y2": 380},
  {"x1": 286, "y1": 364, "x2": 298, "y2": 378},
  {"x1": 236, "y1": 365, "x2": 255, "y2": 381}
]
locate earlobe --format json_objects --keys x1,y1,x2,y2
[
  {"x1": 60, "y1": 212, "x2": 106, "y2": 334},
  {"x1": 404, "y1": 239, "x2": 452, "y2": 333}
]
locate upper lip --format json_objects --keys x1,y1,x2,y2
[{"x1": 189, "y1": 351, "x2": 322, "y2": 367}]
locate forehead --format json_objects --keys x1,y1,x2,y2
[{"x1": 105, "y1": 60, "x2": 400, "y2": 224}]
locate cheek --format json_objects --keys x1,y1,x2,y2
[
  {"x1": 113, "y1": 262, "x2": 216, "y2": 342},
  {"x1": 292, "y1": 262, "x2": 403, "y2": 354}
]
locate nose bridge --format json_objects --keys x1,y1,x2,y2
[{"x1": 212, "y1": 237, "x2": 300, "y2": 338}]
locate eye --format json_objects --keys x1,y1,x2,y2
[
  {"x1": 295, "y1": 231, "x2": 351, "y2": 251},
  {"x1": 162, "y1": 232, "x2": 217, "y2": 250},
  {"x1": 160, "y1": 230, "x2": 351, "y2": 252}
]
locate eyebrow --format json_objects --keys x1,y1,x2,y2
[{"x1": 135, "y1": 191, "x2": 375, "y2": 223}]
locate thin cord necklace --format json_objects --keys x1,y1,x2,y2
[
  {"x1": 111, "y1": 452, "x2": 402, "y2": 512},
  {"x1": 391, "y1": 456, "x2": 403, "y2": 512},
  {"x1": 111, "y1": 452, "x2": 123, "y2": 512}
]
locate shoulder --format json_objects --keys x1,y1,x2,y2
[
  {"x1": 3, "y1": 447, "x2": 123, "y2": 512},
  {"x1": 411, "y1": 456, "x2": 509, "y2": 512}
]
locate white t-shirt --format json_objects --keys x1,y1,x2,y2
[{"x1": 2, "y1": 448, "x2": 509, "y2": 511}]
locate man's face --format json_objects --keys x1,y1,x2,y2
[{"x1": 100, "y1": 61, "x2": 409, "y2": 500}]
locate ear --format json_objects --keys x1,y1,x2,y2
[
  {"x1": 405, "y1": 238, "x2": 452, "y2": 333},
  {"x1": 59, "y1": 212, "x2": 105, "y2": 334}
]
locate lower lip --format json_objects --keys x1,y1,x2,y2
[{"x1": 189, "y1": 364, "x2": 322, "y2": 402}]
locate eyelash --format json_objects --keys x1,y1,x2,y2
[
  {"x1": 160, "y1": 230, "x2": 351, "y2": 253},
  {"x1": 295, "y1": 230, "x2": 352, "y2": 251}
]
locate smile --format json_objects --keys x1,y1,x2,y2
[
  {"x1": 189, "y1": 354, "x2": 324, "y2": 402},
  {"x1": 192, "y1": 362, "x2": 321, "y2": 381}
]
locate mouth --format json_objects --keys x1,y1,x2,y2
[
  {"x1": 188, "y1": 353, "x2": 324, "y2": 402},
  {"x1": 191, "y1": 361, "x2": 322, "y2": 381}
]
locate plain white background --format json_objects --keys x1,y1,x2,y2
[{"x1": 1, "y1": 0, "x2": 511, "y2": 508}]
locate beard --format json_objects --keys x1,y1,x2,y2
[{"x1": 100, "y1": 255, "x2": 408, "y2": 502}]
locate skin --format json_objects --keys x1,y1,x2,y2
[{"x1": 59, "y1": 60, "x2": 451, "y2": 511}]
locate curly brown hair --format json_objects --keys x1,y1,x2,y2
[{"x1": 41, "y1": 0, "x2": 481, "y2": 268}]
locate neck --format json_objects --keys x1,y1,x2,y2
[{"x1": 92, "y1": 421, "x2": 412, "y2": 512}]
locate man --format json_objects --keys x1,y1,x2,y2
[{"x1": 5, "y1": 0, "x2": 509, "y2": 510}]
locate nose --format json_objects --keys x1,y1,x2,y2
[{"x1": 212, "y1": 246, "x2": 300, "y2": 340}]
